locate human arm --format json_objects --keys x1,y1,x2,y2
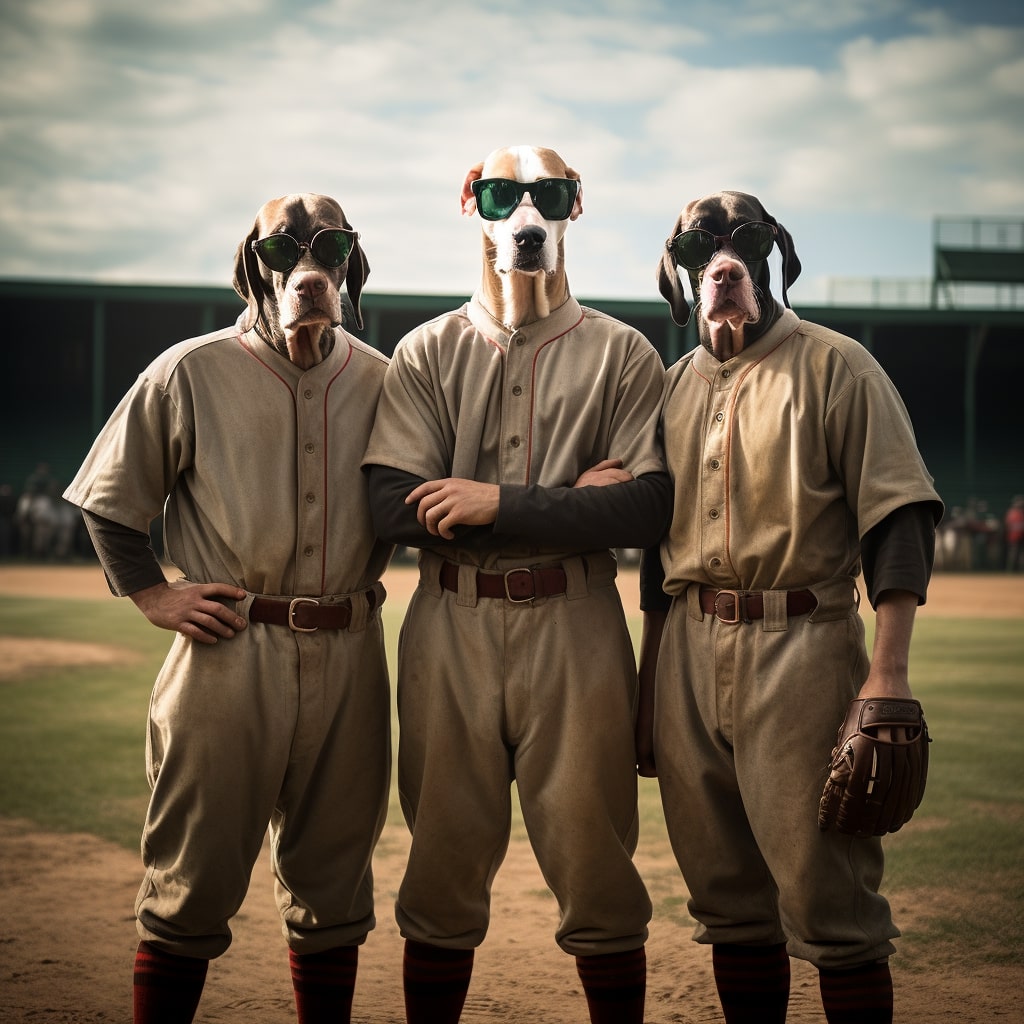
[
  {"x1": 82, "y1": 509, "x2": 246, "y2": 645},
  {"x1": 636, "y1": 608, "x2": 666, "y2": 777},
  {"x1": 856, "y1": 501, "x2": 938, "y2": 698},
  {"x1": 636, "y1": 544, "x2": 671, "y2": 776},
  {"x1": 366, "y1": 463, "x2": 673, "y2": 550}
]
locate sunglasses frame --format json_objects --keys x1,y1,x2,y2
[
  {"x1": 471, "y1": 177, "x2": 580, "y2": 222},
  {"x1": 250, "y1": 227, "x2": 358, "y2": 273},
  {"x1": 668, "y1": 221, "x2": 777, "y2": 271}
]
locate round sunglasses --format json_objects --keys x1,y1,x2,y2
[
  {"x1": 250, "y1": 228, "x2": 358, "y2": 273},
  {"x1": 471, "y1": 177, "x2": 579, "y2": 222},
  {"x1": 668, "y1": 221, "x2": 777, "y2": 271}
]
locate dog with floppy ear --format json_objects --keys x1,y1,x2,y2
[
  {"x1": 656, "y1": 190, "x2": 800, "y2": 361},
  {"x1": 461, "y1": 145, "x2": 584, "y2": 330},
  {"x1": 233, "y1": 192, "x2": 370, "y2": 370}
]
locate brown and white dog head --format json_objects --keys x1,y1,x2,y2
[
  {"x1": 460, "y1": 145, "x2": 583, "y2": 328},
  {"x1": 656, "y1": 190, "x2": 800, "y2": 357},
  {"x1": 233, "y1": 193, "x2": 369, "y2": 369}
]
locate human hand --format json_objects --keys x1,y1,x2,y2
[
  {"x1": 405, "y1": 478, "x2": 500, "y2": 539},
  {"x1": 573, "y1": 458, "x2": 633, "y2": 488},
  {"x1": 130, "y1": 580, "x2": 248, "y2": 645}
]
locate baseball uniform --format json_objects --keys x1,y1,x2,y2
[
  {"x1": 363, "y1": 293, "x2": 667, "y2": 956},
  {"x1": 649, "y1": 306, "x2": 943, "y2": 968},
  {"x1": 65, "y1": 319, "x2": 393, "y2": 959}
]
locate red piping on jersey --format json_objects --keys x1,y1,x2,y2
[
  {"x1": 524, "y1": 311, "x2": 585, "y2": 484},
  {"x1": 319, "y1": 344, "x2": 353, "y2": 592},
  {"x1": 238, "y1": 332, "x2": 353, "y2": 594},
  {"x1": 719, "y1": 328, "x2": 798, "y2": 574}
]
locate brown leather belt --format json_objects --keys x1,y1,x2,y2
[
  {"x1": 439, "y1": 561, "x2": 568, "y2": 603},
  {"x1": 249, "y1": 591, "x2": 378, "y2": 633},
  {"x1": 698, "y1": 586, "x2": 817, "y2": 624}
]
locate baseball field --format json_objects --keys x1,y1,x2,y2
[{"x1": 0, "y1": 564, "x2": 1021, "y2": 1023}]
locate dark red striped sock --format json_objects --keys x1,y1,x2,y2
[
  {"x1": 819, "y1": 959, "x2": 893, "y2": 1023},
  {"x1": 575, "y1": 946, "x2": 646, "y2": 1024},
  {"x1": 403, "y1": 939, "x2": 475, "y2": 1024},
  {"x1": 132, "y1": 941, "x2": 208, "y2": 1024},
  {"x1": 712, "y1": 942, "x2": 790, "y2": 1024},
  {"x1": 289, "y1": 945, "x2": 359, "y2": 1024}
]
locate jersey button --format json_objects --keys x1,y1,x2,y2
[
  {"x1": 709, "y1": 458, "x2": 721, "y2": 470},
  {"x1": 512, "y1": 385, "x2": 523, "y2": 396},
  {"x1": 709, "y1": 557, "x2": 722, "y2": 569},
  {"x1": 709, "y1": 508, "x2": 720, "y2": 519},
  {"x1": 305, "y1": 492, "x2": 316, "y2": 504},
  {"x1": 509, "y1": 435, "x2": 521, "y2": 448},
  {"x1": 721, "y1": 368, "x2": 732, "y2": 379},
  {"x1": 715, "y1": 412, "x2": 725, "y2": 422},
  {"x1": 303, "y1": 388, "x2": 314, "y2": 400},
  {"x1": 304, "y1": 442, "x2": 315, "y2": 454},
  {"x1": 304, "y1": 546, "x2": 315, "y2": 557}
]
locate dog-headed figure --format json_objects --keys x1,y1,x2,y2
[
  {"x1": 640, "y1": 189, "x2": 942, "y2": 1024},
  {"x1": 363, "y1": 146, "x2": 672, "y2": 1024},
  {"x1": 65, "y1": 192, "x2": 392, "y2": 1024}
]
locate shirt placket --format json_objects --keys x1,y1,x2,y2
[
  {"x1": 295, "y1": 376, "x2": 326, "y2": 594},
  {"x1": 702, "y1": 364, "x2": 735, "y2": 584},
  {"x1": 501, "y1": 328, "x2": 533, "y2": 485}
]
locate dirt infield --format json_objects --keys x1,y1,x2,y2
[{"x1": 1, "y1": 564, "x2": 1022, "y2": 1022}]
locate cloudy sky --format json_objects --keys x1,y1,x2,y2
[{"x1": 1, "y1": 0, "x2": 1022, "y2": 305}]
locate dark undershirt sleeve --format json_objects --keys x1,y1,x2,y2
[
  {"x1": 495, "y1": 472, "x2": 672, "y2": 550},
  {"x1": 365, "y1": 464, "x2": 672, "y2": 552},
  {"x1": 364, "y1": 465, "x2": 489, "y2": 549},
  {"x1": 81, "y1": 509, "x2": 167, "y2": 597},
  {"x1": 639, "y1": 544, "x2": 671, "y2": 613},
  {"x1": 861, "y1": 501, "x2": 939, "y2": 608}
]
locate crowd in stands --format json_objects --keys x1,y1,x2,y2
[
  {"x1": 936, "y1": 495, "x2": 1024, "y2": 572},
  {"x1": 0, "y1": 462, "x2": 95, "y2": 564}
]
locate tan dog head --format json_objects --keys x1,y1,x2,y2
[
  {"x1": 460, "y1": 146, "x2": 583, "y2": 329},
  {"x1": 233, "y1": 193, "x2": 370, "y2": 369},
  {"x1": 656, "y1": 190, "x2": 800, "y2": 359}
]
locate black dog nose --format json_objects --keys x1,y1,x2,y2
[{"x1": 513, "y1": 226, "x2": 546, "y2": 254}]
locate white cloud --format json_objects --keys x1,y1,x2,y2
[{"x1": 0, "y1": 0, "x2": 1020, "y2": 301}]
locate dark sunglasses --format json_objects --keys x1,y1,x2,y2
[
  {"x1": 668, "y1": 221, "x2": 777, "y2": 271},
  {"x1": 250, "y1": 228, "x2": 358, "y2": 273},
  {"x1": 471, "y1": 177, "x2": 579, "y2": 221}
]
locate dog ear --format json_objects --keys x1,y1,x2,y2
[
  {"x1": 232, "y1": 220, "x2": 266, "y2": 333},
  {"x1": 760, "y1": 211, "x2": 801, "y2": 308},
  {"x1": 774, "y1": 219, "x2": 801, "y2": 308},
  {"x1": 564, "y1": 165, "x2": 584, "y2": 221},
  {"x1": 656, "y1": 214, "x2": 691, "y2": 327},
  {"x1": 344, "y1": 237, "x2": 370, "y2": 331},
  {"x1": 461, "y1": 162, "x2": 484, "y2": 217}
]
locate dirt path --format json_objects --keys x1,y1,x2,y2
[{"x1": 1, "y1": 565, "x2": 1022, "y2": 1022}]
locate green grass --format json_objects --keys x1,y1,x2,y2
[{"x1": 1, "y1": 587, "x2": 1021, "y2": 971}]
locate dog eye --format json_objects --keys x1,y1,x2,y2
[{"x1": 479, "y1": 180, "x2": 518, "y2": 218}]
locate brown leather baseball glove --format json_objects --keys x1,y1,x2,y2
[{"x1": 817, "y1": 697, "x2": 930, "y2": 837}]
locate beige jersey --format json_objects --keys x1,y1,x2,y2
[
  {"x1": 659, "y1": 307, "x2": 941, "y2": 595},
  {"x1": 65, "y1": 322, "x2": 392, "y2": 598},
  {"x1": 363, "y1": 294, "x2": 666, "y2": 566}
]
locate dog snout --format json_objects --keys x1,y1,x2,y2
[
  {"x1": 513, "y1": 225, "x2": 547, "y2": 256},
  {"x1": 706, "y1": 252, "x2": 748, "y2": 283},
  {"x1": 290, "y1": 270, "x2": 329, "y2": 299}
]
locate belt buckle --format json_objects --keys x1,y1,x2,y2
[
  {"x1": 713, "y1": 589, "x2": 747, "y2": 625},
  {"x1": 503, "y1": 567, "x2": 536, "y2": 603},
  {"x1": 288, "y1": 597, "x2": 320, "y2": 632}
]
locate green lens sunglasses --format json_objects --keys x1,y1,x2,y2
[
  {"x1": 250, "y1": 228, "x2": 358, "y2": 273},
  {"x1": 471, "y1": 177, "x2": 579, "y2": 222}
]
